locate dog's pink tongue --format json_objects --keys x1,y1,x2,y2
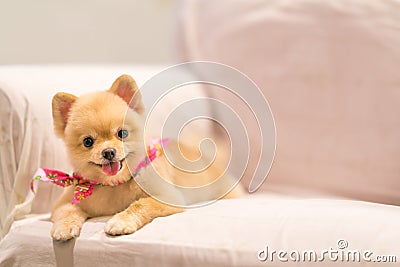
[{"x1": 102, "y1": 162, "x2": 120, "y2": 176}]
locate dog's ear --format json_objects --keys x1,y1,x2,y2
[
  {"x1": 109, "y1": 74, "x2": 144, "y2": 114},
  {"x1": 52, "y1": 92, "x2": 77, "y2": 138}
]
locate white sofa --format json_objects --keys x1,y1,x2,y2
[{"x1": 1, "y1": 0, "x2": 400, "y2": 266}]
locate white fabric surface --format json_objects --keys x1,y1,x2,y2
[
  {"x1": 0, "y1": 83, "x2": 41, "y2": 241},
  {"x1": 1, "y1": 194, "x2": 399, "y2": 266}
]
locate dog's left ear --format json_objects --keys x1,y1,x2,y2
[{"x1": 109, "y1": 74, "x2": 144, "y2": 114}]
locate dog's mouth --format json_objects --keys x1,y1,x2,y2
[{"x1": 92, "y1": 158, "x2": 125, "y2": 176}]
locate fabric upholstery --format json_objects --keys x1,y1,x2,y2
[{"x1": 177, "y1": 0, "x2": 400, "y2": 204}]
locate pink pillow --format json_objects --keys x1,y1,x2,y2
[{"x1": 176, "y1": 0, "x2": 400, "y2": 204}]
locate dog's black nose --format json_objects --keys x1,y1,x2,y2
[{"x1": 102, "y1": 148, "x2": 116, "y2": 161}]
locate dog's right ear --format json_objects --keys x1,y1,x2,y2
[
  {"x1": 109, "y1": 74, "x2": 144, "y2": 114},
  {"x1": 52, "y1": 92, "x2": 77, "y2": 138}
]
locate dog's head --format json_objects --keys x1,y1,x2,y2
[{"x1": 52, "y1": 75, "x2": 145, "y2": 184}]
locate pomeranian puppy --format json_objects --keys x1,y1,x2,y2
[{"x1": 50, "y1": 74, "x2": 242, "y2": 241}]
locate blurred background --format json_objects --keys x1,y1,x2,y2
[{"x1": 0, "y1": 0, "x2": 179, "y2": 65}]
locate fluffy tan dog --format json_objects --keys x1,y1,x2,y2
[{"x1": 50, "y1": 74, "x2": 241, "y2": 241}]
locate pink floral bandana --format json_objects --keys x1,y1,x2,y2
[{"x1": 30, "y1": 138, "x2": 169, "y2": 204}]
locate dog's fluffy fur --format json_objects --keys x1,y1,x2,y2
[{"x1": 50, "y1": 75, "x2": 242, "y2": 240}]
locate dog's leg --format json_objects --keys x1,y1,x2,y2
[
  {"x1": 104, "y1": 197, "x2": 183, "y2": 235},
  {"x1": 51, "y1": 203, "x2": 88, "y2": 241}
]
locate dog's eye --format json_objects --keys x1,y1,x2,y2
[
  {"x1": 83, "y1": 137, "x2": 94, "y2": 148},
  {"x1": 117, "y1": 129, "x2": 129, "y2": 139}
]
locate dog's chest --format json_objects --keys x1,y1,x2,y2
[{"x1": 78, "y1": 180, "x2": 145, "y2": 217}]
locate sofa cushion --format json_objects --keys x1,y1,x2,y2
[
  {"x1": 1, "y1": 195, "x2": 399, "y2": 266},
  {"x1": 176, "y1": 0, "x2": 400, "y2": 204}
]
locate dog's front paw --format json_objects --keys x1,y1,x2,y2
[
  {"x1": 51, "y1": 222, "x2": 81, "y2": 241},
  {"x1": 105, "y1": 213, "x2": 141, "y2": 236}
]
